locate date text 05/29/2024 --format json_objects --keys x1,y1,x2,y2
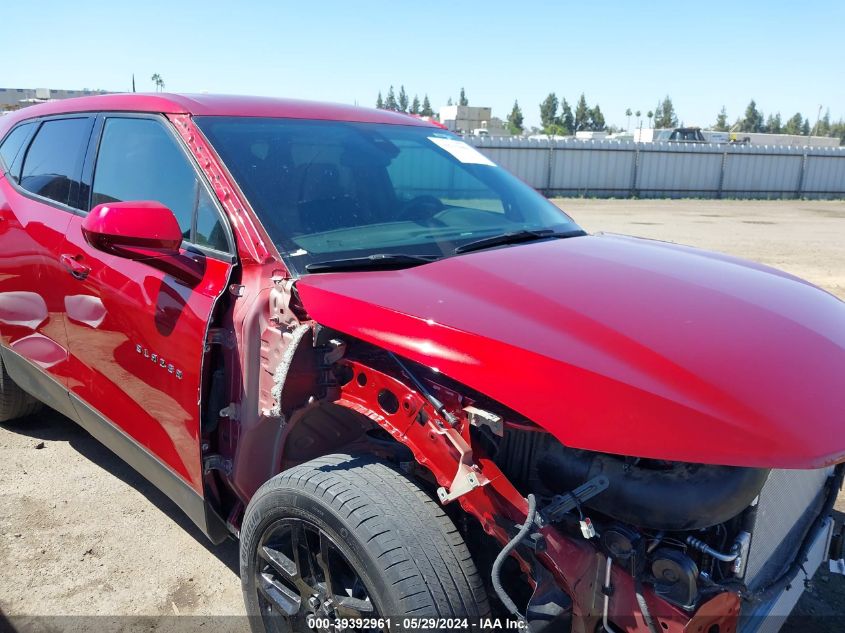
[{"x1": 305, "y1": 617, "x2": 528, "y2": 630}]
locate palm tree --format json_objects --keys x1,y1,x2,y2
[
  {"x1": 625, "y1": 108, "x2": 632, "y2": 131},
  {"x1": 151, "y1": 73, "x2": 165, "y2": 92},
  {"x1": 647, "y1": 110, "x2": 654, "y2": 128},
  {"x1": 635, "y1": 110, "x2": 642, "y2": 129}
]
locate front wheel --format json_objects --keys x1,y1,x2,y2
[{"x1": 240, "y1": 454, "x2": 489, "y2": 632}]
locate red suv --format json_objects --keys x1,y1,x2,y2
[{"x1": 1, "y1": 94, "x2": 843, "y2": 633}]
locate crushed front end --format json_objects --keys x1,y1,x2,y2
[{"x1": 287, "y1": 332, "x2": 843, "y2": 633}]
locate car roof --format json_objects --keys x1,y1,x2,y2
[{"x1": 1, "y1": 93, "x2": 433, "y2": 129}]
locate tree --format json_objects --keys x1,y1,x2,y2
[
  {"x1": 507, "y1": 100, "x2": 524, "y2": 135},
  {"x1": 714, "y1": 106, "x2": 729, "y2": 131},
  {"x1": 376, "y1": 91, "x2": 384, "y2": 109},
  {"x1": 625, "y1": 108, "x2": 632, "y2": 131},
  {"x1": 539, "y1": 93, "x2": 559, "y2": 133},
  {"x1": 646, "y1": 110, "x2": 654, "y2": 127},
  {"x1": 459, "y1": 87, "x2": 468, "y2": 106},
  {"x1": 741, "y1": 100, "x2": 764, "y2": 133},
  {"x1": 447, "y1": 97, "x2": 453, "y2": 106},
  {"x1": 801, "y1": 119, "x2": 811, "y2": 136},
  {"x1": 410, "y1": 95, "x2": 421, "y2": 115},
  {"x1": 830, "y1": 119, "x2": 845, "y2": 144},
  {"x1": 421, "y1": 94, "x2": 434, "y2": 117},
  {"x1": 589, "y1": 105, "x2": 606, "y2": 131},
  {"x1": 635, "y1": 110, "x2": 642, "y2": 129},
  {"x1": 560, "y1": 99, "x2": 574, "y2": 135},
  {"x1": 398, "y1": 85, "x2": 409, "y2": 113},
  {"x1": 817, "y1": 109, "x2": 831, "y2": 136},
  {"x1": 654, "y1": 95, "x2": 678, "y2": 128},
  {"x1": 784, "y1": 112, "x2": 803, "y2": 135},
  {"x1": 151, "y1": 73, "x2": 165, "y2": 92},
  {"x1": 385, "y1": 86, "x2": 398, "y2": 111},
  {"x1": 574, "y1": 93, "x2": 590, "y2": 131},
  {"x1": 764, "y1": 113, "x2": 782, "y2": 134}
]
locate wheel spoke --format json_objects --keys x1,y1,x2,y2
[
  {"x1": 317, "y1": 530, "x2": 335, "y2": 595},
  {"x1": 261, "y1": 526, "x2": 319, "y2": 599},
  {"x1": 334, "y1": 595, "x2": 375, "y2": 618},
  {"x1": 258, "y1": 572, "x2": 302, "y2": 616},
  {"x1": 260, "y1": 545, "x2": 297, "y2": 584},
  {"x1": 291, "y1": 522, "x2": 322, "y2": 597},
  {"x1": 255, "y1": 517, "x2": 379, "y2": 629},
  {"x1": 290, "y1": 522, "x2": 309, "y2": 581}
]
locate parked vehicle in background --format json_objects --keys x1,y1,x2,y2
[
  {"x1": 667, "y1": 126, "x2": 706, "y2": 142},
  {"x1": 635, "y1": 127, "x2": 707, "y2": 143},
  {"x1": 701, "y1": 129, "x2": 730, "y2": 143},
  {"x1": 1, "y1": 93, "x2": 844, "y2": 633}
]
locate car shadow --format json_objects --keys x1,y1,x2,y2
[{"x1": 0, "y1": 408, "x2": 239, "y2": 577}]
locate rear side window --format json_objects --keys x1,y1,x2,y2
[
  {"x1": 0, "y1": 123, "x2": 36, "y2": 181},
  {"x1": 92, "y1": 117, "x2": 229, "y2": 251},
  {"x1": 20, "y1": 118, "x2": 92, "y2": 208}
]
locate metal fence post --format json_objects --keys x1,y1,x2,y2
[
  {"x1": 546, "y1": 142, "x2": 555, "y2": 195},
  {"x1": 630, "y1": 145, "x2": 640, "y2": 197},
  {"x1": 717, "y1": 150, "x2": 728, "y2": 199},
  {"x1": 795, "y1": 153, "x2": 808, "y2": 200}
]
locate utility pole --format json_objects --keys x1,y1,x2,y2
[{"x1": 811, "y1": 104, "x2": 823, "y2": 137}]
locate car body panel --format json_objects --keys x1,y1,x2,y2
[
  {"x1": 0, "y1": 93, "x2": 432, "y2": 134},
  {"x1": 60, "y1": 215, "x2": 233, "y2": 490},
  {"x1": 0, "y1": 158, "x2": 76, "y2": 415},
  {"x1": 2, "y1": 93, "x2": 842, "y2": 631},
  {"x1": 296, "y1": 233, "x2": 845, "y2": 469}
]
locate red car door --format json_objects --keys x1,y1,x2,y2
[
  {"x1": 59, "y1": 113, "x2": 235, "y2": 495},
  {"x1": 0, "y1": 116, "x2": 94, "y2": 420}
]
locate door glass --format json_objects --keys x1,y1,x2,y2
[
  {"x1": 92, "y1": 117, "x2": 227, "y2": 250},
  {"x1": 0, "y1": 122, "x2": 36, "y2": 181},
  {"x1": 20, "y1": 118, "x2": 91, "y2": 207},
  {"x1": 195, "y1": 194, "x2": 229, "y2": 251}
]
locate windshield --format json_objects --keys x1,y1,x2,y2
[{"x1": 195, "y1": 116, "x2": 581, "y2": 274}]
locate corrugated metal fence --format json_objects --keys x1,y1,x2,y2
[{"x1": 465, "y1": 137, "x2": 845, "y2": 199}]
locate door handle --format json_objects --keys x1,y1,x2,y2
[{"x1": 60, "y1": 253, "x2": 91, "y2": 280}]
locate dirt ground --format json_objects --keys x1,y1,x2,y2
[{"x1": 1, "y1": 199, "x2": 843, "y2": 632}]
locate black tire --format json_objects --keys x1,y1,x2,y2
[
  {"x1": 0, "y1": 354, "x2": 42, "y2": 423},
  {"x1": 240, "y1": 453, "x2": 490, "y2": 632}
]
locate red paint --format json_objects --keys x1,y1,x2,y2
[
  {"x1": 82, "y1": 201, "x2": 184, "y2": 253},
  {"x1": 1, "y1": 93, "x2": 837, "y2": 631},
  {"x1": 0, "y1": 179, "x2": 73, "y2": 384},
  {"x1": 0, "y1": 93, "x2": 434, "y2": 136},
  {"x1": 166, "y1": 113, "x2": 276, "y2": 266},
  {"x1": 60, "y1": 213, "x2": 232, "y2": 489},
  {"x1": 331, "y1": 360, "x2": 735, "y2": 633},
  {"x1": 297, "y1": 234, "x2": 845, "y2": 469}
]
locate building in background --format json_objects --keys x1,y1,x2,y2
[
  {"x1": 438, "y1": 105, "x2": 512, "y2": 136},
  {"x1": 575, "y1": 130, "x2": 608, "y2": 141},
  {"x1": 0, "y1": 88, "x2": 111, "y2": 111}
]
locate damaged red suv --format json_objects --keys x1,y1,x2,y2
[{"x1": 1, "y1": 94, "x2": 843, "y2": 633}]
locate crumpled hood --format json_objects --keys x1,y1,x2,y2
[{"x1": 296, "y1": 234, "x2": 845, "y2": 468}]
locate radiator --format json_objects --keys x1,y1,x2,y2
[{"x1": 742, "y1": 467, "x2": 832, "y2": 590}]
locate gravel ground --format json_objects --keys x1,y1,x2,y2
[{"x1": 1, "y1": 198, "x2": 843, "y2": 632}]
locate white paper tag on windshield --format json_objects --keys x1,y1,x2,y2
[{"x1": 428, "y1": 137, "x2": 496, "y2": 166}]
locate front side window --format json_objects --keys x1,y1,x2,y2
[
  {"x1": 196, "y1": 117, "x2": 580, "y2": 274},
  {"x1": 92, "y1": 117, "x2": 229, "y2": 251},
  {"x1": 20, "y1": 117, "x2": 92, "y2": 207}
]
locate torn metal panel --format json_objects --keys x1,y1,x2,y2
[{"x1": 269, "y1": 323, "x2": 312, "y2": 419}]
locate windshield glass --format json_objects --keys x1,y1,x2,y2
[{"x1": 195, "y1": 117, "x2": 581, "y2": 274}]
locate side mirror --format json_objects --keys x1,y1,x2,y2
[
  {"x1": 82, "y1": 201, "x2": 184, "y2": 257},
  {"x1": 82, "y1": 201, "x2": 204, "y2": 284}
]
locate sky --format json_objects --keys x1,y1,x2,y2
[{"x1": 2, "y1": 0, "x2": 843, "y2": 130}]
